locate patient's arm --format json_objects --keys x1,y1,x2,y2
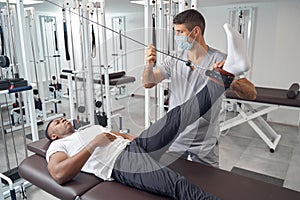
[
  {"x1": 110, "y1": 131, "x2": 137, "y2": 141},
  {"x1": 47, "y1": 149, "x2": 91, "y2": 184},
  {"x1": 47, "y1": 133, "x2": 116, "y2": 184}
]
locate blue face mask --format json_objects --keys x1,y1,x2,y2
[{"x1": 174, "y1": 28, "x2": 196, "y2": 50}]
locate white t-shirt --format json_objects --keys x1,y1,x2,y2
[{"x1": 46, "y1": 125, "x2": 131, "y2": 180}]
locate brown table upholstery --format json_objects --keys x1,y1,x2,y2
[
  {"x1": 19, "y1": 138, "x2": 300, "y2": 200},
  {"x1": 108, "y1": 75, "x2": 136, "y2": 86},
  {"x1": 81, "y1": 181, "x2": 169, "y2": 200},
  {"x1": 60, "y1": 71, "x2": 136, "y2": 86},
  {"x1": 168, "y1": 157, "x2": 300, "y2": 200},
  {"x1": 19, "y1": 155, "x2": 102, "y2": 200},
  {"x1": 18, "y1": 138, "x2": 103, "y2": 200},
  {"x1": 226, "y1": 87, "x2": 300, "y2": 107},
  {"x1": 26, "y1": 138, "x2": 50, "y2": 157}
]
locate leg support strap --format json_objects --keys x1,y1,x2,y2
[{"x1": 205, "y1": 68, "x2": 235, "y2": 88}]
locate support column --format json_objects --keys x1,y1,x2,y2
[
  {"x1": 81, "y1": 0, "x2": 95, "y2": 125},
  {"x1": 100, "y1": 0, "x2": 112, "y2": 129},
  {"x1": 16, "y1": 0, "x2": 38, "y2": 140},
  {"x1": 144, "y1": 0, "x2": 151, "y2": 128}
]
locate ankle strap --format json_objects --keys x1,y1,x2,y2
[{"x1": 205, "y1": 68, "x2": 235, "y2": 88}]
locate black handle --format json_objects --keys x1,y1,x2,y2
[
  {"x1": 0, "y1": 25, "x2": 5, "y2": 55},
  {"x1": 63, "y1": 21, "x2": 70, "y2": 61}
]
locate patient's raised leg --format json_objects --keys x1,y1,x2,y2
[
  {"x1": 112, "y1": 23, "x2": 253, "y2": 200},
  {"x1": 133, "y1": 24, "x2": 253, "y2": 156}
]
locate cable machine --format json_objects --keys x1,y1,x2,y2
[
  {"x1": 0, "y1": 0, "x2": 39, "y2": 199},
  {"x1": 228, "y1": 6, "x2": 255, "y2": 79},
  {"x1": 0, "y1": 2, "x2": 37, "y2": 135},
  {"x1": 25, "y1": 9, "x2": 65, "y2": 124},
  {"x1": 41, "y1": 0, "x2": 199, "y2": 131},
  {"x1": 61, "y1": 0, "x2": 114, "y2": 129},
  {"x1": 144, "y1": 0, "x2": 178, "y2": 127},
  {"x1": 111, "y1": 16, "x2": 127, "y2": 72}
]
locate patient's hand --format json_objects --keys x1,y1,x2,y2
[
  {"x1": 93, "y1": 133, "x2": 117, "y2": 147},
  {"x1": 124, "y1": 134, "x2": 137, "y2": 142}
]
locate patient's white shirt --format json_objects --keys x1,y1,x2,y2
[{"x1": 46, "y1": 125, "x2": 130, "y2": 180}]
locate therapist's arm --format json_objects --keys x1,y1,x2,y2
[{"x1": 143, "y1": 44, "x2": 165, "y2": 88}]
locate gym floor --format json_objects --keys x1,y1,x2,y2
[{"x1": 1, "y1": 94, "x2": 300, "y2": 199}]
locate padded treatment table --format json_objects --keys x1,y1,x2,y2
[
  {"x1": 100, "y1": 73, "x2": 136, "y2": 100},
  {"x1": 222, "y1": 87, "x2": 300, "y2": 152},
  {"x1": 100, "y1": 71, "x2": 136, "y2": 86},
  {"x1": 18, "y1": 138, "x2": 300, "y2": 200},
  {"x1": 60, "y1": 71, "x2": 136, "y2": 86},
  {"x1": 60, "y1": 71, "x2": 136, "y2": 100}
]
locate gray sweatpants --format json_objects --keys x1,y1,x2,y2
[{"x1": 112, "y1": 78, "x2": 228, "y2": 200}]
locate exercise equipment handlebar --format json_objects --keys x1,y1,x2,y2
[{"x1": 0, "y1": 85, "x2": 32, "y2": 95}]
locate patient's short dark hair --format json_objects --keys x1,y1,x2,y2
[{"x1": 45, "y1": 120, "x2": 54, "y2": 141}]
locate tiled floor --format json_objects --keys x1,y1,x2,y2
[{"x1": 1, "y1": 95, "x2": 300, "y2": 199}]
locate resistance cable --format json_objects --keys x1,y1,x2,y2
[{"x1": 43, "y1": 0, "x2": 206, "y2": 70}]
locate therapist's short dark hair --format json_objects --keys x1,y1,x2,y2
[{"x1": 173, "y1": 9, "x2": 206, "y2": 35}]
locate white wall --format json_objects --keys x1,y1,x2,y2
[
  {"x1": 198, "y1": 0, "x2": 300, "y2": 125},
  {"x1": 199, "y1": 0, "x2": 300, "y2": 89},
  {"x1": 269, "y1": 0, "x2": 300, "y2": 88}
]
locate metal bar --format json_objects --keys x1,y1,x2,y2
[
  {"x1": 144, "y1": 0, "x2": 151, "y2": 128},
  {"x1": 15, "y1": 0, "x2": 39, "y2": 140},
  {"x1": 100, "y1": 0, "x2": 111, "y2": 128}
]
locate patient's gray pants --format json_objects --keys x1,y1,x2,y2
[{"x1": 112, "y1": 80, "x2": 227, "y2": 200}]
